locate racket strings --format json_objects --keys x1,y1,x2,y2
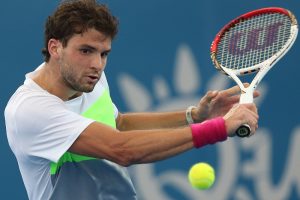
[{"x1": 217, "y1": 13, "x2": 291, "y2": 71}]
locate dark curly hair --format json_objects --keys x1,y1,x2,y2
[{"x1": 42, "y1": 0, "x2": 119, "y2": 62}]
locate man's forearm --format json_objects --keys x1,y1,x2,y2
[{"x1": 116, "y1": 111, "x2": 188, "y2": 131}]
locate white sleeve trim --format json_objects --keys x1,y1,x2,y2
[{"x1": 49, "y1": 119, "x2": 95, "y2": 163}]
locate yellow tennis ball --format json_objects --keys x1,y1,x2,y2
[{"x1": 188, "y1": 162, "x2": 215, "y2": 190}]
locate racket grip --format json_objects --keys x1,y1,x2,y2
[{"x1": 236, "y1": 124, "x2": 251, "y2": 137}]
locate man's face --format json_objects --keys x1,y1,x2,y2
[{"x1": 58, "y1": 29, "x2": 112, "y2": 93}]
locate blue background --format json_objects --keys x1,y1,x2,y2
[{"x1": 1, "y1": 1, "x2": 299, "y2": 199}]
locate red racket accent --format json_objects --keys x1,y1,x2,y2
[{"x1": 211, "y1": 7, "x2": 296, "y2": 53}]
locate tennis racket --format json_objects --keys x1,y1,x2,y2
[{"x1": 210, "y1": 7, "x2": 298, "y2": 137}]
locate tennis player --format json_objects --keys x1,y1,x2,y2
[{"x1": 4, "y1": 0, "x2": 259, "y2": 199}]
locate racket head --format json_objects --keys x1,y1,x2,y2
[{"x1": 210, "y1": 7, "x2": 298, "y2": 76}]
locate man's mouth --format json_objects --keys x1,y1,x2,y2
[{"x1": 86, "y1": 75, "x2": 99, "y2": 83}]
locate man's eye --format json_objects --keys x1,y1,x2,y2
[
  {"x1": 101, "y1": 52, "x2": 109, "y2": 57},
  {"x1": 80, "y1": 49, "x2": 91, "y2": 54}
]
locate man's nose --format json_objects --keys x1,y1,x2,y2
[{"x1": 91, "y1": 55, "x2": 105, "y2": 70}]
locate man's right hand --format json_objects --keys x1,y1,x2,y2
[{"x1": 223, "y1": 103, "x2": 259, "y2": 137}]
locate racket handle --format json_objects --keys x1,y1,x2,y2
[{"x1": 236, "y1": 124, "x2": 251, "y2": 137}]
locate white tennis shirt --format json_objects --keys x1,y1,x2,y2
[{"x1": 4, "y1": 63, "x2": 136, "y2": 200}]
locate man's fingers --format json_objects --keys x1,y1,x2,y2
[
  {"x1": 226, "y1": 95, "x2": 240, "y2": 105},
  {"x1": 243, "y1": 103, "x2": 258, "y2": 115},
  {"x1": 204, "y1": 90, "x2": 219, "y2": 103},
  {"x1": 242, "y1": 83, "x2": 250, "y2": 87},
  {"x1": 253, "y1": 90, "x2": 260, "y2": 98},
  {"x1": 239, "y1": 104, "x2": 259, "y2": 136},
  {"x1": 221, "y1": 83, "x2": 260, "y2": 97},
  {"x1": 220, "y1": 85, "x2": 242, "y2": 97}
]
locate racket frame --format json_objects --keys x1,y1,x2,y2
[
  {"x1": 210, "y1": 7, "x2": 298, "y2": 136},
  {"x1": 211, "y1": 7, "x2": 298, "y2": 103}
]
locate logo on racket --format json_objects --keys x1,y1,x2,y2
[{"x1": 229, "y1": 22, "x2": 284, "y2": 55}]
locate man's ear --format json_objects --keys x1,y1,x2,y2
[{"x1": 48, "y1": 39, "x2": 62, "y2": 59}]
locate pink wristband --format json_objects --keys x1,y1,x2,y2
[{"x1": 190, "y1": 117, "x2": 227, "y2": 148}]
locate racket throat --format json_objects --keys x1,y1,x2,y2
[{"x1": 240, "y1": 90, "x2": 254, "y2": 103}]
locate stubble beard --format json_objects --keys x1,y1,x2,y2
[{"x1": 59, "y1": 61, "x2": 96, "y2": 93}]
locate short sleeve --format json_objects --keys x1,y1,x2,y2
[{"x1": 12, "y1": 93, "x2": 94, "y2": 163}]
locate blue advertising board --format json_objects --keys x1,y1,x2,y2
[{"x1": 0, "y1": 1, "x2": 299, "y2": 199}]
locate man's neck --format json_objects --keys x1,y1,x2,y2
[{"x1": 31, "y1": 62, "x2": 81, "y2": 101}]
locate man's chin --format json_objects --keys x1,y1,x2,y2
[
  {"x1": 70, "y1": 81, "x2": 97, "y2": 93},
  {"x1": 82, "y1": 85, "x2": 96, "y2": 93},
  {"x1": 73, "y1": 85, "x2": 95, "y2": 93},
  {"x1": 81, "y1": 87, "x2": 94, "y2": 93}
]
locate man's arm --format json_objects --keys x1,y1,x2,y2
[
  {"x1": 116, "y1": 111, "x2": 188, "y2": 131},
  {"x1": 69, "y1": 103, "x2": 258, "y2": 167},
  {"x1": 70, "y1": 121, "x2": 194, "y2": 166},
  {"x1": 116, "y1": 85, "x2": 260, "y2": 131}
]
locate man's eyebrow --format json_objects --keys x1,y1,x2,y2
[
  {"x1": 79, "y1": 44, "x2": 97, "y2": 50},
  {"x1": 103, "y1": 49, "x2": 111, "y2": 53},
  {"x1": 79, "y1": 44, "x2": 111, "y2": 53}
]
